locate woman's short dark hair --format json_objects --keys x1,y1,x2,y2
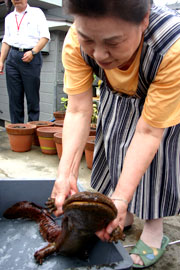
[{"x1": 63, "y1": 0, "x2": 152, "y2": 24}]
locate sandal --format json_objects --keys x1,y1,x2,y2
[{"x1": 129, "y1": 235, "x2": 169, "y2": 268}]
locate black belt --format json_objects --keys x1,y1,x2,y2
[{"x1": 11, "y1": 46, "x2": 33, "y2": 52}]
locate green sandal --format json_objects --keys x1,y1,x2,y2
[{"x1": 129, "y1": 235, "x2": 169, "y2": 268}]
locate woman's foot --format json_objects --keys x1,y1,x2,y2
[{"x1": 130, "y1": 218, "x2": 163, "y2": 266}]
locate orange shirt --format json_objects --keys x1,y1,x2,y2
[{"x1": 62, "y1": 24, "x2": 180, "y2": 128}]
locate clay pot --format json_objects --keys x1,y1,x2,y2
[
  {"x1": 28, "y1": 121, "x2": 54, "y2": 146},
  {"x1": 54, "y1": 120, "x2": 64, "y2": 127},
  {"x1": 89, "y1": 129, "x2": 96, "y2": 136},
  {"x1": 6, "y1": 123, "x2": 36, "y2": 152},
  {"x1": 53, "y1": 111, "x2": 66, "y2": 121},
  {"x1": 85, "y1": 136, "x2": 96, "y2": 169},
  {"x1": 90, "y1": 123, "x2": 97, "y2": 130},
  {"x1": 37, "y1": 126, "x2": 63, "y2": 155},
  {"x1": 54, "y1": 132, "x2": 63, "y2": 159}
]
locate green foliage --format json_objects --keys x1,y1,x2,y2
[
  {"x1": 60, "y1": 97, "x2": 68, "y2": 111},
  {"x1": 60, "y1": 96, "x2": 98, "y2": 125},
  {"x1": 93, "y1": 74, "x2": 102, "y2": 97},
  {"x1": 91, "y1": 101, "x2": 98, "y2": 124},
  {"x1": 93, "y1": 74, "x2": 97, "y2": 81}
]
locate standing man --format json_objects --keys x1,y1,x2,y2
[{"x1": 0, "y1": 0, "x2": 50, "y2": 123}]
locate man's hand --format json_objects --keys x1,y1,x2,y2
[
  {"x1": 22, "y1": 50, "x2": 34, "y2": 62},
  {"x1": 0, "y1": 61, "x2": 4, "y2": 74}
]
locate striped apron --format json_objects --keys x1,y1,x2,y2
[{"x1": 81, "y1": 5, "x2": 180, "y2": 220}]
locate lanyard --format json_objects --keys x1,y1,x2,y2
[{"x1": 15, "y1": 12, "x2": 27, "y2": 32}]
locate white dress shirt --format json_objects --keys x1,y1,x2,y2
[{"x1": 2, "y1": 4, "x2": 50, "y2": 49}]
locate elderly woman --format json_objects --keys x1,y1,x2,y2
[{"x1": 51, "y1": 0, "x2": 180, "y2": 268}]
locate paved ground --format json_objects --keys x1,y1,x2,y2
[{"x1": 0, "y1": 126, "x2": 180, "y2": 269}]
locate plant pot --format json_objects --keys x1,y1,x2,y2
[
  {"x1": 53, "y1": 111, "x2": 66, "y2": 121},
  {"x1": 54, "y1": 132, "x2": 63, "y2": 159},
  {"x1": 90, "y1": 123, "x2": 97, "y2": 130},
  {"x1": 54, "y1": 120, "x2": 64, "y2": 127},
  {"x1": 89, "y1": 128, "x2": 96, "y2": 136},
  {"x1": 37, "y1": 126, "x2": 63, "y2": 155},
  {"x1": 28, "y1": 121, "x2": 54, "y2": 146},
  {"x1": 85, "y1": 136, "x2": 96, "y2": 169},
  {"x1": 6, "y1": 123, "x2": 36, "y2": 152}
]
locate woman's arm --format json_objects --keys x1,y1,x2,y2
[
  {"x1": 51, "y1": 87, "x2": 93, "y2": 216},
  {"x1": 113, "y1": 116, "x2": 164, "y2": 203},
  {"x1": 97, "y1": 116, "x2": 164, "y2": 240}
]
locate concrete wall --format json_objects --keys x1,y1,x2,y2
[
  {"x1": 39, "y1": 30, "x2": 67, "y2": 121},
  {"x1": 0, "y1": 70, "x2": 8, "y2": 121}
]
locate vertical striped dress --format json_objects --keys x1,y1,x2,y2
[{"x1": 81, "y1": 5, "x2": 180, "y2": 220}]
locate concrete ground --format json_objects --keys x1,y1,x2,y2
[{"x1": 0, "y1": 126, "x2": 180, "y2": 269}]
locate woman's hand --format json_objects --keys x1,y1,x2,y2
[
  {"x1": 96, "y1": 198, "x2": 128, "y2": 241},
  {"x1": 51, "y1": 173, "x2": 78, "y2": 216}
]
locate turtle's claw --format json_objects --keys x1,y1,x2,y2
[{"x1": 45, "y1": 197, "x2": 57, "y2": 213}]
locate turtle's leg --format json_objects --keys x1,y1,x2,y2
[{"x1": 109, "y1": 226, "x2": 126, "y2": 243}]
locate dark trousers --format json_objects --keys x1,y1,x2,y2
[{"x1": 6, "y1": 48, "x2": 42, "y2": 123}]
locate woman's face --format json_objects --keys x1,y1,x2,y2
[{"x1": 75, "y1": 15, "x2": 149, "y2": 70}]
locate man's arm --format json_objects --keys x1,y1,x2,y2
[
  {"x1": 23, "y1": 7, "x2": 50, "y2": 62},
  {"x1": 31, "y1": 37, "x2": 49, "y2": 55},
  {"x1": 0, "y1": 42, "x2": 10, "y2": 72},
  {"x1": 22, "y1": 37, "x2": 49, "y2": 62}
]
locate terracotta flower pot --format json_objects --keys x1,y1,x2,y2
[
  {"x1": 85, "y1": 136, "x2": 96, "y2": 169},
  {"x1": 90, "y1": 123, "x2": 97, "y2": 130},
  {"x1": 37, "y1": 126, "x2": 63, "y2": 155},
  {"x1": 6, "y1": 123, "x2": 36, "y2": 152},
  {"x1": 54, "y1": 120, "x2": 64, "y2": 127},
  {"x1": 28, "y1": 121, "x2": 54, "y2": 146},
  {"x1": 89, "y1": 129, "x2": 96, "y2": 136},
  {"x1": 54, "y1": 132, "x2": 63, "y2": 159},
  {"x1": 53, "y1": 111, "x2": 66, "y2": 121}
]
